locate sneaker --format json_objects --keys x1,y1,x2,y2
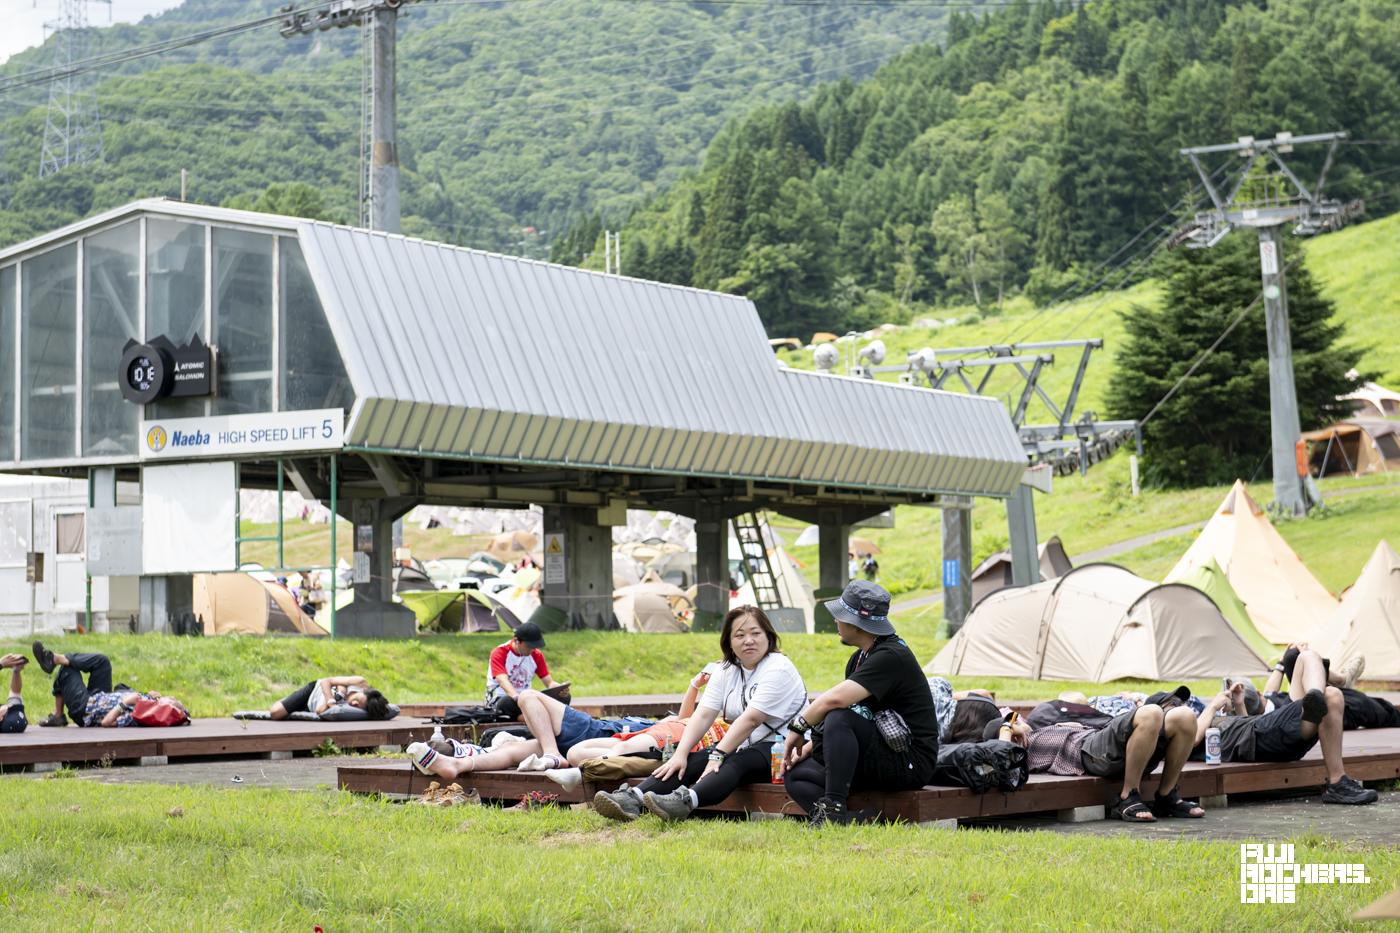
[
  {"x1": 1321, "y1": 775, "x2": 1378, "y2": 805},
  {"x1": 1338, "y1": 655, "x2": 1366, "y2": 689},
  {"x1": 807, "y1": 796, "x2": 875, "y2": 828},
  {"x1": 38, "y1": 712, "x2": 67, "y2": 728},
  {"x1": 592, "y1": 788, "x2": 642, "y2": 822},
  {"x1": 1301, "y1": 688, "x2": 1328, "y2": 725},
  {"x1": 32, "y1": 641, "x2": 55, "y2": 675},
  {"x1": 642, "y1": 787, "x2": 695, "y2": 822}
]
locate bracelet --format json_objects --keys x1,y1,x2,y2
[
  {"x1": 707, "y1": 748, "x2": 728, "y2": 763},
  {"x1": 1273, "y1": 663, "x2": 1286, "y2": 673},
  {"x1": 789, "y1": 715, "x2": 810, "y2": 734}
]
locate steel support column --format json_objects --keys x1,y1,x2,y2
[
  {"x1": 1007, "y1": 485, "x2": 1040, "y2": 588},
  {"x1": 1258, "y1": 225, "x2": 1315, "y2": 516},
  {"x1": 941, "y1": 497, "x2": 973, "y2": 634}
]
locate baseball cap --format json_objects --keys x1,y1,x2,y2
[
  {"x1": 514, "y1": 622, "x2": 545, "y2": 649},
  {"x1": 1144, "y1": 685, "x2": 1191, "y2": 709}
]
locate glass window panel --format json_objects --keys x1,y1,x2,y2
[
  {"x1": 0, "y1": 265, "x2": 14, "y2": 461},
  {"x1": 83, "y1": 222, "x2": 140, "y2": 456},
  {"x1": 279, "y1": 238, "x2": 353, "y2": 412},
  {"x1": 212, "y1": 228, "x2": 273, "y2": 415},
  {"x1": 55, "y1": 512, "x2": 85, "y2": 555},
  {"x1": 146, "y1": 219, "x2": 207, "y2": 420},
  {"x1": 21, "y1": 244, "x2": 77, "y2": 460},
  {"x1": 0, "y1": 501, "x2": 30, "y2": 565}
]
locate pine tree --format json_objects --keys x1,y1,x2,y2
[{"x1": 1106, "y1": 233, "x2": 1365, "y2": 488}]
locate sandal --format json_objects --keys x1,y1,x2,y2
[
  {"x1": 1110, "y1": 790, "x2": 1157, "y2": 822},
  {"x1": 1152, "y1": 787, "x2": 1205, "y2": 819}
]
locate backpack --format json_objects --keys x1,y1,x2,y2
[
  {"x1": 932, "y1": 740, "x2": 1029, "y2": 794},
  {"x1": 1024, "y1": 700, "x2": 1111, "y2": 732},
  {"x1": 131, "y1": 696, "x2": 191, "y2": 728},
  {"x1": 432, "y1": 705, "x2": 515, "y2": 725}
]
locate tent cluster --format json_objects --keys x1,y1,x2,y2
[{"x1": 936, "y1": 480, "x2": 1400, "y2": 683}]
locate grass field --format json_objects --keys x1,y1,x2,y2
[{"x1": 0, "y1": 780, "x2": 1392, "y2": 930}]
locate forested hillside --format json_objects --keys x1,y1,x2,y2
[
  {"x1": 0, "y1": 0, "x2": 968, "y2": 250},
  {"x1": 602, "y1": 0, "x2": 1400, "y2": 335}
]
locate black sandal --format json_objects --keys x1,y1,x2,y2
[
  {"x1": 1152, "y1": 787, "x2": 1205, "y2": 819},
  {"x1": 1111, "y1": 790, "x2": 1156, "y2": 822}
]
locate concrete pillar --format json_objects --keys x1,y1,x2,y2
[
  {"x1": 1007, "y1": 485, "x2": 1040, "y2": 588},
  {"x1": 541, "y1": 505, "x2": 615, "y2": 630},
  {"x1": 817, "y1": 509, "x2": 850, "y2": 593},
  {"x1": 941, "y1": 498, "x2": 973, "y2": 634},
  {"x1": 137, "y1": 575, "x2": 193, "y2": 634},
  {"x1": 334, "y1": 496, "x2": 418, "y2": 638},
  {"x1": 693, "y1": 505, "x2": 728, "y2": 632}
]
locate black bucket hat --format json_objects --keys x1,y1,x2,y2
[{"x1": 824, "y1": 580, "x2": 895, "y2": 636}]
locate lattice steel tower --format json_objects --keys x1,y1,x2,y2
[{"x1": 39, "y1": 0, "x2": 111, "y2": 177}]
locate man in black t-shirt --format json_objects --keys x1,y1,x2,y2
[{"x1": 782, "y1": 580, "x2": 940, "y2": 826}]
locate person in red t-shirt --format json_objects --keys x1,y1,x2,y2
[{"x1": 485, "y1": 622, "x2": 561, "y2": 718}]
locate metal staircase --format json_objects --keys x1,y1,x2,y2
[{"x1": 731, "y1": 511, "x2": 782, "y2": 610}]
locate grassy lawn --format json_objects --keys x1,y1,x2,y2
[{"x1": 0, "y1": 779, "x2": 1392, "y2": 930}]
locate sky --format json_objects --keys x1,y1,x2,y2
[{"x1": 1, "y1": 0, "x2": 185, "y2": 64}]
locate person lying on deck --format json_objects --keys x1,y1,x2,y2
[
  {"x1": 268, "y1": 676, "x2": 391, "y2": 721},
  {"x1": 780, "y1": 581, "x2": 941, "y2": 828},
  {"x1": 1239, "y1": 645, "x2": 1395, "y2": 731},
  {"x1": 1192, "y1": 666, "x2": 1377, "y2": 806},
  {"x1": 592, "y1": 606, "x2": 807, "y2": 823},
  {"x1": 1, "y1": 653, "x2": 28, "y2": 734},
  {"x1": 31, "y1": 642, "x2": 187, "y2": 728},
  {"x1": 988, "y1": 696, "x2": 1204, "y2": 823}
]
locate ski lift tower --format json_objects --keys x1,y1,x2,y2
[{"x1": 1177, "y1": 131, "x2": 1363, "y2": 516}]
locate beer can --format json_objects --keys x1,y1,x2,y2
[{"x1": 1205, "y1": 727, "x2": 1222, "y2": 765}]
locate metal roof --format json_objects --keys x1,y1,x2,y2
[
  {"x1": 296, "y1": 221, "x2": 1025, "y2": 497},
  {"x1": 0, "y1": 200, "x2": 1028, "y2": 497}
]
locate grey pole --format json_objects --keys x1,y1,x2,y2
[
  {"x1": 370, "y1": 6, "x2": 401, "y2": 234},
  {"x1": 1257, "y1": 225, "x2": 1310, "y2": 516},
  {"x1": 940, "y1": 498, "x2": 972, "y2": 634},
  {"x1": 1007, "y1": 485, "x2": 1040, "y2": 587}
]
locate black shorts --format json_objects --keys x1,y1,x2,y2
[
  {"x1": 1247, "y1": 702, "x2": 1317, "y2": 762},
  {"x1": 278, "y1": 681, "x2": 318, "y2": 714},
  {"x1": 1079, "y1": 709, "x2": 1166, "y2": 778},
  {"x1": 1, "y1": 701, "x2": 25, "y2": 734}
]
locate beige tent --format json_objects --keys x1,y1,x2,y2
[
  {"x1": 614, "y1": 581, "x2": 693, "y2": 633},
  {"x1": 1301, "y1": 420, "x2": 1400, "y2": 477},
  {"x1": 1165, "y1": 480, "x2": 1335, "y2": 645},
  {"x1": 195, "y1": 573, "x2": 328, "y2": 636},
  {"x1": 969, "y1": 535, "x2": 1074, "y2": 607},
  {"x1": 487, "y1": 530, "x2": 540, "y2": 563},
  {"x1": 928, "y1": 563, "x2": 1267, "y2": 681},
  {"x1": 1343, "y1": 380, "x2": 1400, "y2": 420},
  {"x1": 1313, "y1": 541, "x2": 1400, "y2": 681}
]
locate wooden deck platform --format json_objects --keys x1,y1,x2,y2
[
  {"x1": 396, "y1": 695, "x2": 686, "y2": 719},
  {"x1": 336, "y1": 728, "x2": 1400, "y2": 823},
  {"x1": 0, "y1": 717, "x2": 469, "y2": 768}
]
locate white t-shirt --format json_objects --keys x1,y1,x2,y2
[{"x1": 698, "y1": 653, "x2": 806, "y2": 750}]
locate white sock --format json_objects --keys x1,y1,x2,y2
[
  {"x1": 628, "y1": 786, "x2": 644, "y2": 801},
  {"x1": 687, "y1": 789, "x2": 699, "y2": 809},
  {"x1": 544, "y1": 767, "x2": 582, "y2": 792}
]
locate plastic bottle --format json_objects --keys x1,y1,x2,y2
[
  {"x1": 430, "y1": 724, "x2": 445, "y2": 747},
  {"x1": 770, "y1": 733, "x2": 786, "y2": 784}
]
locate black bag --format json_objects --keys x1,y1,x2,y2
[
  {"x1": 432, "y1": 705, "x2": 514, "y2": 726},
  {"x1": 1024, "y1": 700, "x2": 1111, "y2": 732},
  {"x1": 932, "y1": 740, "x2": 1029, "y2": 794}
]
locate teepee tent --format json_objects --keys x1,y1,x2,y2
[
  {"x1": 614, "y1": 581, "x2": 693, "y2": 633},
  {"x1": 1165, "y1": 480, "x2": 1335, "y2": 645},
  {"x1": 1168, "y1": 558, "x2": 1275, "y2": 659},
  {"x1": 928, "y1": 563, "x2": 1267, "y2": 681},
  {"x1": 195, "y1": 573, "x2": 328, "y2": 637},
  {"x1": 1313, "y1": 541, "x2": 1400, "y2": 681}
]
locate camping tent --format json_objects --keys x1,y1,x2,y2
[
  {"x1": 1343, "y1": 381, "x2": 1400, "y2": 420},
  {"x1": 927, "y1": 563, "x2": 1267, "y2": 681},
  {"x1": 969, "y1": 535, "x2": 1074, "y2": 606},
  {"x1": 403, "y1": 588, "x2": 524, "y2": 633},
  {"x1": 1165, "y1": 480, "x2": 1335, "y2": 645},
  {"x1": 1313, "y1": 541, "x2": 1400, "y2": 681},
  {"x1": 1168, "y1": 558, "x2": 1275, "y2": 660},
  {"x1": 614, "y1": 581, "x2": 693, "y2": 633},
  {"x1": 487, "y1": 530, "x2": 540, "y2": 564},
  {"x1": 1301, "y1": 421, "x2": 1400, "y2": 477},
  {"x1": 195, "y1": 573, "x2": 328, "y2": 636}
]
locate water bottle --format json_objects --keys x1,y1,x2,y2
[
  {"x1": 770, "y1": 733, "x2": 786, "y2": 784},
  {"x1": 430, "y1": 724, "x2": 445, "y2": 747},
  {"x1": 1205, "y1": 727, "x2": 1222, "y2": 765}
]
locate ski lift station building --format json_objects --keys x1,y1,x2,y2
[{"x1": 0, "y1": 199, "x2": 1028, "y2": 636}]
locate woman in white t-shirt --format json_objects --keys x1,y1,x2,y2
[{"x1": 593, "y1": 606, "x2": 807, "y2": 822}]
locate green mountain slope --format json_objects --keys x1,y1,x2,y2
[{"x1": 0, "y1": 0, "x2": 969, "y2": 250}]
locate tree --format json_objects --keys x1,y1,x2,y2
[
  {"x1": 930, "y1": 195, "x2": 987, "y2": 306},
  {"x1": 1106, "y1": 233, "x2": 1365, "y2": 488},
  {"x1": 223, "y1": 182, "x2": 337, "y2": 222}
]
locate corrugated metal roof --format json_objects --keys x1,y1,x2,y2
[{"x1": 295, "y1": 221, "x2": 1026, "y2": 497}]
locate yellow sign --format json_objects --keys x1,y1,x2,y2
[
  {"x1": 546, "y1": 536, "x2": 563, "y2": 554},
  {"x1": 146, "y1": 425, "x2": 168, "y2": 452}
]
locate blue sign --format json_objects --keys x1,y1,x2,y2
[{"x1": 943, "y1": 559, "x2": 960, "y2": 588}]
